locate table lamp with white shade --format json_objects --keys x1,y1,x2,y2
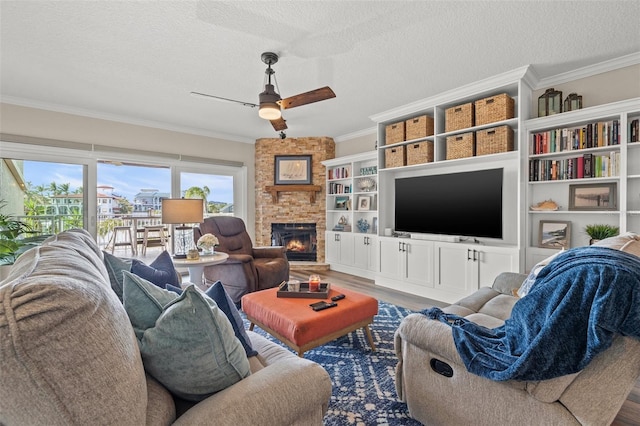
[{"x1": 161, "y1": 198, "x2": 204, "y2": 259}]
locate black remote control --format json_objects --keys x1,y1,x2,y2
[
  {"x1": 312, "y1": 301, "x2": 338, "y2": 311},
  {"x1": 331, "y1": 294, "x2": 346, "y2": 301}
]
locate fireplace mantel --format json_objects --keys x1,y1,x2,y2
[{"x1": 265, "y1": 185, "x2": 322, "y2": 203}]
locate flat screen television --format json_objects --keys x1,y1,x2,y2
[{"x1": 394, "y1": 168, "x2": 503, "y2": 239}]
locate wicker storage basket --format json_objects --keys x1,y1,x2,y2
[
  {"x1": 406, "y1": 141, "x2": 434, "y2": 165},
  {"x1": 476, "y1": 125, "x2": 514, "y2": 156},
  {"x1": 445, "y1": 102, "x2": 474, "y2": 132},
  {"x1": 475, "y1": 93, "x2": 515, "y2": 126},
  {"x1": 385, "y1": 121, "x2": 405, "y2": 145},
  {"x1": 405, "y1": 115, "x2": 434, "y2": 140},
  {"x1": 384, "y1": 146, "x2": 406, "y2": 168},
  {"x1": 446, "y1": 132, "x2": 475, "y2": 160}
]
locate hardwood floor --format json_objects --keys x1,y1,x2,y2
[
  {"x1": 290, "y1": 267, "x2": 640, "y2": 426},
  {"x1": 128, "y1": 245, "x2": 639, "y2": 426},
  {"x1": 289, "y1": 268, "x2": 448, "y2": 311}
]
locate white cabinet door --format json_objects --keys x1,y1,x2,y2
[
  {"x1": 378, "y1": 238, "x2": 432, "y2": 286},
  {"x1": 367, "y1": 235, "x2": 378, "y2": 272},
  {"x1": 474, "y1": 246, "x2": 519, "y2": 288},
  {"x1": 435, "y1": 242, "x2": 520, "y2": 297},
  {"x1": 353, "y1": 235, "x2": 377, "y2": 271},
  {"x1": 379, "y1": 238, "x2": 403, "y2": 278},
  {"x1": 325, "y1": 231, "x2": 354, "y2": 266},
  {"x1": 339, "y1": 233, "x2": 355, "y2": 266},
  {"x1": 434, "y1": 243, "x2": 471, "y2": 293},
  {"x1": 325, "y1": 231, "x2": 341, "y2": 264},
  {"x1": 404, "y1": 240, "x2": 433, "y2": 287}
]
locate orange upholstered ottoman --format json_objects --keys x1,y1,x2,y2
[{"x1": 241, "y1": 285, "x2": 378, "y2": 357}]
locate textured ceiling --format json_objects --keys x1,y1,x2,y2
[{"x1": 1, "y1": 1, "x2": 639, "y2": 143}]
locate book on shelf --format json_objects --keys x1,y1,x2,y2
[
  {"x1": 631, "y1": 119, "x2": 639, "y2": 142},
  {"x1": 530, "y1": 119, "x2": 620, "y2": 154},
  {"x1": 328, "y1": 166, "x2": 351, "y2": 180},
  {"x1": 528, "y1": 151, "x2": 619, "y2": 181},
  {"x1": 583, "y1": 153, "x2": 592, "y2": 178},
  {"x1": 328, "y1": 183, "x2": 352, "y2": 194}
]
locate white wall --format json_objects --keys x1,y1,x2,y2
[{"x1": 335, "y1": 131, "x2": 377, "y2": 157}]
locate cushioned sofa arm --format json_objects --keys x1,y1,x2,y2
[
  {"x1": 252, "y1": 246, "x2": 287, "y2": 259},
  {"x1": 173, "y1": 357, "x2": 332, "y2": 426},
  {"x1": 395, "y1": 313, "x2": 464, "y2": 365}
]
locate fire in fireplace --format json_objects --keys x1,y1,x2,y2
[{"x1": 271, "y1": 223, "x2": 317, "y2": 262}]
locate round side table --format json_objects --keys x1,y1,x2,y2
[{"x1": 172, "y1": 252, "x2": 229, "y2": 287}]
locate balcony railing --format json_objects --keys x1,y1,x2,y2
[{"x1": 16, "y1": 213, "x2": 166, "y2": 250}]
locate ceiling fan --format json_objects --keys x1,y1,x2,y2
[{"x1": 191, "y1": 52, "x2": 336, "y2": 132}]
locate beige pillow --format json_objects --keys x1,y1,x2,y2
[{"x1": 592, "y1": 232, "x2": 640, "y2": 258}]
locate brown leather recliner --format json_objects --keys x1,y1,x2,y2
[{"x1": 193, "y1": 216, "x2": 290, "y2": 304}]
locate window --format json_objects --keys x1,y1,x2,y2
[
  {"x1": 1, "y1": 158, "x2": 87, "y2": 235},
  {"x1": 1, "y1": 138, "x2": 246, "y2": 258},
  {"x1": 180, "y1": 171, "x2": 234, "y2": 218}
]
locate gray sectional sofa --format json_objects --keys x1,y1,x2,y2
[{"x1": 0, "y1": 229, "x2": 332, "y2": 425}]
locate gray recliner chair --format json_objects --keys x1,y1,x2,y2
[
  {"x1": 395, "y1": 269, "x2": 640, "y2": 426},
  {"x1": 193, "y1": 216, "x2": 289, "y2": 304}
]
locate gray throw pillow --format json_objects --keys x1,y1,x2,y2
[
  {"x1": 130, "y1": 250, "x2": 181, "y2": 289},
  {"x1": 166, "y1": 281, "x2": 258, "y2": 357},
  {"x1": 122, "y1": 272, "x2": 250, "y2": 401},
  {"x1": 102, "y1": 251, "x2": 132, "y2": 301}
]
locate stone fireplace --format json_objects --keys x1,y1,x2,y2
[
  {"x1": 271, "y1": 223, "x2": 317, "y2": 261},
  {"x1": 255, "y1": 137, "x2": 335, "y2": 264}
]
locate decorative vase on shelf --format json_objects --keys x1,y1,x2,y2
[
  {"x1": 357, "y1": 218, "x2": 370, "y2": 233},
  {"x1": 358, "y1": 177, "x2": 376, "y2": 192}
]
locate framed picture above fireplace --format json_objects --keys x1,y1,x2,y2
[{"x1": 274, "y1": 155, "x2": 312, "y2": 185}]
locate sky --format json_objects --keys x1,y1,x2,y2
[{"x1": 22, "y1": 160, "x2": 234, "y2": 204}]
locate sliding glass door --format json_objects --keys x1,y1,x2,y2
[
  {"x1": 96, "y1": 160, "x2": 171, "y2": 252},
  {"x1": 1, "y1": 155, "x2": 89, "y2": 238},
  {"x1": 1, "y1": 139, "x2": 247, "y2": 259}
]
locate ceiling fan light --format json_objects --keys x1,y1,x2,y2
[
  {"x1": 259, "y1": 102, "x2": 281, "y2": 120},
  {"x1": 259, "y1": 84, "x2": 282, "y2": 120}
]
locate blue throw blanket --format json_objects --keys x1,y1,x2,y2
[{"x1": 422, "y1": 246, "x2": 640, "y2": 381}]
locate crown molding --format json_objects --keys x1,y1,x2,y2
[
  {"x1": 533, "y1": 52, "x2": 640, "y2": 89},
  {"x1": 1, "y1": 96, "x2": 255, "y2": 144},
  {"x1": 334, "y1": 126, "x2": 377, "y2": 143}
]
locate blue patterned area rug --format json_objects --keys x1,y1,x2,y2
[{"x1": 244, "y1": 301, "x2": 424, "y2": 426}]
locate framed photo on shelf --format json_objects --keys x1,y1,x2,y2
[
  {"x1": 568, "y1": 182, "x2": 617, "y2": 211},
  {"x1": 274, "y1": 155, "x2": 312, "y2": 185},
  {"x1": 335, "y1": 196, "x2": 349, "y2": 210},
  {"x1": 538, "y1": 220, "x2": 571, "y2": 249},
  {"x1": 358, "y1": 196, "x2": 371, "y2": 211}
]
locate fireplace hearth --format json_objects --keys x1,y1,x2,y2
[{"x1": 271, "y1": 223, "x2": 317, "y2": 261}]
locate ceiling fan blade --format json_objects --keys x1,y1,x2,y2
[
  {"x1": 280, "y1": 86, "x2": 336, "y2": 110},
  {"x1": 190, "y1": 91, "x2": 258, "y2": 108},
  {"x1": 270, "y1": 117, "x2": 288, "y2": 131}
]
